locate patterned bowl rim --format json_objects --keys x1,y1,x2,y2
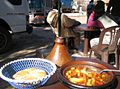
[{"x1": 0, "y1": 58, "x2": 57, "y2": 84}]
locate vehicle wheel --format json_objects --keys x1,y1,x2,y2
[{"x1": 0, "y1": 26, "x2": 12, "y2": 54}]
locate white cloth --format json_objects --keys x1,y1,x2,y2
[
  {"x1": 98, "y1": 13, "x2": 118, "y2": 29},
  {"x1": 90, "y1": 32, "x2": 111, "y2": 47}
]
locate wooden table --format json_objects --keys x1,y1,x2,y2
[
  {"x1": 74, "y1": 24, "x2": 95, "y2": 55},
  {"x1": 38, "y1": 57, "x2": 120, "y2": 89},
  {"x1": 2, "y1": 58, "x2": 120, "y2": 89}
]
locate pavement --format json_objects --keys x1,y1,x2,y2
[{"x1": 0, "y1": 26, "x2": 54, "y2": 64}]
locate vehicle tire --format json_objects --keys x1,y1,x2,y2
[{"x1": 0, "y1": 26, "x2": 12, "y2": 54}]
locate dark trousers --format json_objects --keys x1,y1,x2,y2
[{"x1": 84, "y1": 29, "x2": 101, "y2": 48}]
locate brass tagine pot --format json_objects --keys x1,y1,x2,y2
[{"x1": 46, "y1": 37, "x2": 72, "y2": 67}]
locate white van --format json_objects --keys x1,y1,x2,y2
[{"x1": 0, "y1": 0, "x2": 33, "y2": 53}]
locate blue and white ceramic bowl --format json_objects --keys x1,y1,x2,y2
[{"x1": 0, "y1": 58, "x2": 57, "y2": 89}]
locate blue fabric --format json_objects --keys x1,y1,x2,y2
[{"x1": 61, "y1": 0, "x2": 72, "y2": 8}]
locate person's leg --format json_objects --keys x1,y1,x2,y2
[
  {"x1": 64, "y1": 38, "x2": 69, "y2": 49},
  {"x1": 64, "y1": 37, "x2": 75, "y2": 51},
  {"x1": 74, "y1": 35, "x2": 80, "y2": 50},
  {"x1": 68, "y1": 37, "x2": 75, "y2": 50},
  {"x1": 84, "y1": 29, "x2": 101, "y2": 48},
  {"x1": 89, "y1": 29, "x2": 101, "y2": 47}
]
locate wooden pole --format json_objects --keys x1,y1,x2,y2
[{"x1": 58, "y1": 0, "x2": 61, "y2": 37}]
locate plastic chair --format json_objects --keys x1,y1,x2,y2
[{"x1": 89, "y1": 26, "x2": 120, "y2": 69}]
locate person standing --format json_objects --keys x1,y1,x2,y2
[{"x1": 106, "y1": 0, "x2": 120, "y2": 24}]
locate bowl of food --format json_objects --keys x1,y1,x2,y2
[
  {"x1": 0, "y1": 58, "x2": 57, "y2": 89},
  {"x1": 57, "y1": 60, "x2": 117, "y2": 89}
]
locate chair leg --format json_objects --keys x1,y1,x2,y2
[
  {"x1": 118, "y1": 54, "x2": 120, "y2": 69},
  {"x1": 115, "y1": 53, "x2": 119, "y2": 69},
  {"x1": 89, "y1": 50, "x2": 92, "y2": 58},
  {"x1": 116, "y1": 48, "x2": 120, "y2": 69},
  {"x1": 101, "y1": 51, "x2": 109, "y2": 63}
]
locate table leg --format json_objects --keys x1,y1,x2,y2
[
  {"x1": 83, "y1": 31, "x2": 89, "y2": 55},
  {"x1": 83, "y1": 37, "x2": 89, "y2": 55}
]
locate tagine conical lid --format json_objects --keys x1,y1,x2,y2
[{"x1": 46, "y1": 37, "x2": 72, "y2": 67}]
